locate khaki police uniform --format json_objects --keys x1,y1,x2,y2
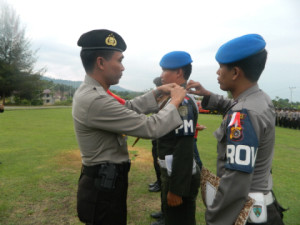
[
  {"x1": 73, "y1": 75, "x2": 182, "y2": 224},
  {"x1": 202, "y1": 85, "x2": 284, "y2": 225}
]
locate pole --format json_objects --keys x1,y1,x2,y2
[{"x1": 289, "y1": 86, "x2": 296, "y2": 105}]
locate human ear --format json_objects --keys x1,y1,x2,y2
[
  {"x1": 96, "y1": 57, "x2": 105, "y2": 70},
  {"x1": 176, "y1": 68, "x2": 183, "y2": 78},
  {"x1": 232, "y1": 67, "x2": 241, "y2": 80}
]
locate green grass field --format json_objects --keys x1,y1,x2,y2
[{"x1": 0, "y1": 108, "x2": 299, "y2": 225}]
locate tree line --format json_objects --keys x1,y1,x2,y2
[
  {"x1": 0, "y1": 1, "x2": 299, "y2": 108},
  {"x1": 0, "y1": 1, "x2": 77, "y2": 106}
]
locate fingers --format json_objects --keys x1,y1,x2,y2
[
  {"x1": 186, "y1": 80, "x2": 210, "y2": 96},
  {"x1": 186, "y1": 80, "x2": 200, "y2": 90},
  {"x1": 167, "y1": 191, "x2": 183, "y2": 207},
  {"x1": 168, "y1": 197, "x2": 182, "y2": 206},
  {"x1": 196, "y1": 125, "x2": 207, "y2": 131},
  {"x1": 157, "y1": 83, "x2": 179, "y2": 94}
]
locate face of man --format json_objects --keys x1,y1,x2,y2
[
  {"x1": 100, "y1": 51, "x2": 125, "y2": 86},
  {"x1": 160, "y1": 69, "x2": 179, "y2": 85},
  {"x1": 216, "y1": 64, "x2": 235, "y2": 91}
]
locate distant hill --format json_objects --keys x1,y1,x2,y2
[{"x1": 41, "y1": 76, "x2": 133, "y2": 92}]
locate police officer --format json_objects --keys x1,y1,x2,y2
[
  {"x1": 278, "y1": 108, "x2": 284, "y2": 127},
  {"x1": 156, "y1": 51, "x2": 201, "y2": 225},
  {"x1": 73, "y1": 29, "x2": 187, "y2": 225},
  {"x1": 148, "y1": 77, "x2": 164, "y2": 193},
  {"x1": 187, "y1": 34, "x2": 286, "y2": 225},
  {"x1": 0, "y1": 104, "x2": 4, "y2": 113}
]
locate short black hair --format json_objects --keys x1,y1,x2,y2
[
  {"x1": 182, "y1": 64, "x2": 192, "y2": 80},
  {"x1": 225, "y1": 49, "x2": 267, "y2": 82},
  {"x1": 80, "y1": 50, "x2": 115, "y2": 73}
]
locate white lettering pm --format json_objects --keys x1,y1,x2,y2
[{"x1": 175, "y1": 120, "x2": 194, "y2": 134}]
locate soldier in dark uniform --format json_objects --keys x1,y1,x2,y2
[
  {"x1": 157, "y1": 51, "x2": 201, "y2": 225},
  {"x1": 278, "y1": 108, "x2": 284, "y2": 127},
  {"x1": 149, "y1": 77, "x2": 164, "y2": 193},
  {"x1": 283, "y1": 108, "x2": 288, "y2": 128},
  {"x1": 297, "y1": 109, "x2": 300, "y2": 129},
  {"x1": 0, "y1": 104, "x2": 4, "y2": 113},
  {"x1": 187, "y1": 34, "x2": 286, "y2": 225},
  {"x1": 73, "y1": 29, "x2": 187, "y2": 225}
]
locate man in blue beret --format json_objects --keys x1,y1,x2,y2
[
  {"x1": 153, "y1": 51, "x2": 201, "y2": 225},
  {"x1": 73, "y1": 29, "x2": 188, "y2": 225},
  {"x1": 187, "y1": 34, "x2": 286, "y2": 225}
]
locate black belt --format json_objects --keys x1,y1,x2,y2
[{"x1": 82, "y1": 162, "x2": 131, "y2": 178}]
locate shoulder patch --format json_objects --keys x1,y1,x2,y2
[
  {"x1": 225, "y1": 109, "x2": 258, "y2": 173},
  {"x1": 175, "y1": 98, "x2": 196, "y2": 136}
]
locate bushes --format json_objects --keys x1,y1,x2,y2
[
  {"x1": 4, "y1": 97, "x2": 43, "y2": 106},
  {"x1": 53, "y1": 99, "x2": 72, "y2": 106}
]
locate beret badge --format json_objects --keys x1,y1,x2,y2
[{"x1": 105, "y1": 33, "x2": 117, "y2": 47}]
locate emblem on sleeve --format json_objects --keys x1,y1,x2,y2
[
  {"x1": 228, "y1": 112, "x2": 243, "y2": 141},
  {"x1": 230, "y1": 126, "x2": 243, "y2": 141},
  {"x1": 178, "y1": 106, "x2": 188, "y2": 117},
  {"x1": 105, "y1": 33, "x2": 117, "y2": 46}
]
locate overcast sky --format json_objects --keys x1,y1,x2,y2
[{"x1": 5, "y1": 0, "x2": 300, "y2": 102}]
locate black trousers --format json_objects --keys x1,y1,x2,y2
[
  {"x1": 152, "y1": 140, "x2": 161, "y2": 186},
  {"x1": 160, "y1": 168, "x2": 200, "y2": 225},
  {"x1": 77, "y1": 168, "x2": 129, "y2": 225}
]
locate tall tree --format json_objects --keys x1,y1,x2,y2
[{"x1": 0, "y1": 0, "x2": 37, "y2": 103}]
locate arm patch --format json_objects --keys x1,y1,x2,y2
[
  {"x1": 225, "y1": 109, "x2": 258, "y2": 173},
  {"x1": 175, "y1": 97, "x2": 196, "y2": 137}
]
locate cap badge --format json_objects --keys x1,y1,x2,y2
[{"x1": 105, "y1": 33, "x2": 117, "y2": 46}]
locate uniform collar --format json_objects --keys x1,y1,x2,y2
[
  {"x1": 84, "y1": 75, "x2": 102, "y2": 87},
  {"x1": 180, "y1": 82, "x2": 187, "y2": 88},
  {"x1": 235, "y1": 84, "x2": 260, "y2": 102}
]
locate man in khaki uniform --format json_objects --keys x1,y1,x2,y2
[
  {"x1": 73, "y1": 29, "x2": 186, "y2": 225},
  {"x1": 187, "y1": 34, "x2": 286, "y2": 225}
]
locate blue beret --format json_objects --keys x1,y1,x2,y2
[
  {"x1": 215, "y1": 34, "x2": 266, "y2": 64},
  {"x1": 77, "y1": 29, "x2": 126, "y2": 52},
  {"x1": 160, "y1": 51, "x2": 192, "y2": 69}
]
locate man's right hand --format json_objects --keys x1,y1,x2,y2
[
  {"x1": 156, "y1": 83, "x2": 179, "y2": 95},
  {"x1": 169, "y1": 85, "x2": 186, "y2": 108}
]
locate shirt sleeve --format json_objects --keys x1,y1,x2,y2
[
  {"x1": 87, "y1": 94, "x2": 182, "y2": 139},
  {"x1": 206, "y1": 170, "x2": 253, "y2": 225},
  {"x1": 125, "y1": 91, "x2": 159, "y2": 114},
  {"x1": 206, "y1": 109, "x2": 259, "y2": 225},
  {"x1": 202, "y1": 94, "x2": 233, "y2": 114},
  {"x1": 169, "y1": 135, "x2": 195, "y2": 197},
  {"x1": 169, "y1": 98, "x2": 197, "y2": 196}
]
